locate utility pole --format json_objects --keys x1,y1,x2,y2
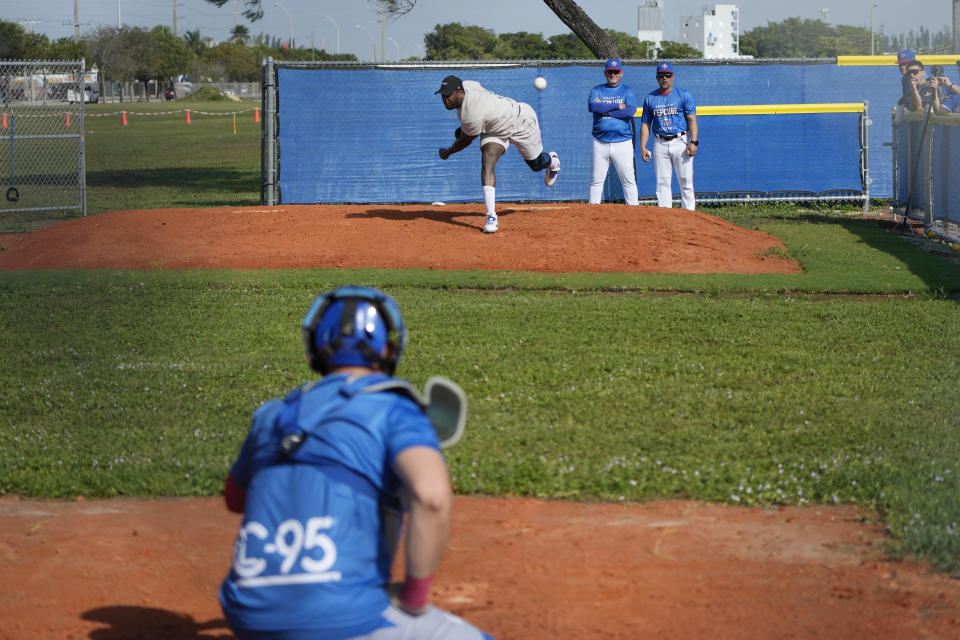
[
  {"x1": 74, "y1": 0, "x2": 80, "y2": 43},
  {"x1": 380, "y1": 1, "x2": 386, "y2": 63},
  {"x1": 870, "y1": 5, "x2": 877, "y2": 56},
  {"x1": 954, "y1": 0, "x2": 959, "y2": 54},
  {"x1": 173, "y1": 0, "x2": 177, "y2": 35},
  {"x1": 234, "y1": 0, "x2": 238, "y2": 32}
]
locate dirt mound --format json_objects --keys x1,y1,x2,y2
[{"x1": 0, "y1": 203, "x2": 800, "y2": 274}]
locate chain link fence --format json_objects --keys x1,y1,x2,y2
[
  {"x1": 892, "y1": 108, "x2": 960, "y2": 244},
  {"x1": 0, "y1": 59, "x2": 86, "y2": 223},
  {"x1": 260, "y1": 58, "x2": 879, "y2": 207}
]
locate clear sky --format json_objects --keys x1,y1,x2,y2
[{"x1": 3, "y1": 0, "x2": 954, "y2": 61}]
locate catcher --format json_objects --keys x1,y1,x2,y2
[{"x1": 219, "y1": 285, "x2": 492, "y2": 640}]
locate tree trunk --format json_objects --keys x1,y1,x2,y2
[{"x1": 542, "y1": 0, "x2": 622, "y2": 59}]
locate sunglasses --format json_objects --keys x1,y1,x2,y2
[
  {"x1": 605, "y1": 69, "x2": 621, "y2": 74},
  {"x1": 657, "y1": 72, "x2": 673, "y2": 78},
  {"x1": 909, "y1": 69, "x2": 924, "y2": 74}
]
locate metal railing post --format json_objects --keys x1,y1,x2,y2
[
  {"x1": 861, "y1": 101, "x2": 871, "y2": 212},
  {"x1": 261, "y1": 56, "x2": 278, "y2": 205},
  {"x1": 924, "y1": 119, "x2": 935, "y2": 227}
]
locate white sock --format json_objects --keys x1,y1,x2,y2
[{"x1": 483, "y1": 185, "x2": 496, "y2": 216}]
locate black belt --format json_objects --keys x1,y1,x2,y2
[{"x1": 657, "y1": 133, "x2": 685, "y2": 141}]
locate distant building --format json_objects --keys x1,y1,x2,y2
[
  {"x1": 637, "y1": 0, "x2": 664, "y2": 56},
  {"x1": 678, "y1": 3, "x2": 741, "y2": 59}
]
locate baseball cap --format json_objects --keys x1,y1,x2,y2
[
  {"x1": 656, "y1": 61, "x2": 674, "y2": 74},
  {"x1": 435, "y1": 75, "x2": 464, "y2": 96},
  {"x1": 897, "y1": 49, "x2": 916, "y2": 63},
  {"x1": 604, "y1": 58, "x2": 623, "y2": 71}
]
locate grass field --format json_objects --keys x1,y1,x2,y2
[{"x1": 0, "y1": 97, "x2": 959, "y2": 574}]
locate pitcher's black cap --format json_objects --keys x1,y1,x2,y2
[{"x1": 435, "y1": 75, "x2": 464, "y2": 96}]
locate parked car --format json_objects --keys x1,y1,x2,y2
[{"x1": 67, "y1": 84, "x2": 98, "y2": 103}]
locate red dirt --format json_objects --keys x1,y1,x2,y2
[
  {"x1": 0, "y1": 203, "x2": 801, "y2": 273},
  {"x1": 2, "y1": 204, "x2": 958, "y2": 640},
  {"x1": 1, "y1": 496, "x2": 958, "y2": 640}
]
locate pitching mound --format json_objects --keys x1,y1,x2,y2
[{"x1": 0, "y1": 203, "x2": 801, "y2": 273}]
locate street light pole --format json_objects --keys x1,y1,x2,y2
[
  {"x1": 356, "y1": 24, "x2": 376, "y2": 61},
  {"x1": 274, "y1": 1, "x2": 294, "y2": 48},
  {"x1": 388, "y1": 36, "x2": 401, "y2": 61},
  {"x1": 323, "y1": 15, "x2": 340, "y2": 54}
]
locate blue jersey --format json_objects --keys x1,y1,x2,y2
[
  {"x1": 944, "y1": 94, "x2": 960, "y2": 113},
  {"x1": 588, "y1": 83, "x2": 637, "y2": 143},
  {"x1": 219, "y1": 372, "x2": 441, "y2": 637},
  {"x1": 640, "y1": 86, "x2": 696, "y2": 137}
]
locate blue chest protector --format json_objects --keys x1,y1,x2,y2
[{"x1": 219, "y1": 373, "x2": 440, "y2": 637}]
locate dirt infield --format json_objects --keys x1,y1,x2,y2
[
  {"x1": 1, "y1": 496, "x2": 959, "y2": 640},
  {"x1": 1, "y1": 204, "x2": 958, "y2": 640}
]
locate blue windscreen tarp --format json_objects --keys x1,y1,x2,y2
[{"x1": 276, "y1": 63, "x2": 899, "y2": 204}]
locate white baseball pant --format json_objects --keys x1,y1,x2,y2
[
  {"x1": 589, "y1": 138, "x2": 639, "y2": 205},
  {"x1": 350, "y1": 604, "x2": 491, "y2": 639},
  {"x1": 479, "y1": 102, "x2": 543, "y2": 161},
  {"x1": 653, "y1": 134, "x2": 695, "y2": 210}
]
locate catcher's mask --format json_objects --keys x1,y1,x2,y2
[{"x1": 302, "y1": 286, "x2": 407, "y2": 375}]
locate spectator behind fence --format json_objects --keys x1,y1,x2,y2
[
  {"x1": 897, "y1": 50, "x2": 916, "y2": 75},
  {"x1": 930, "y1": 64, "x2": 960, "y2": 114},
  {"x1": 902, "y1": 61, "x2": 938, "y2": 112}
]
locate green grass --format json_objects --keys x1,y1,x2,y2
[
  {"x1": 84, "y1": 100, "x2": 261, "y2": 214},
  {"x1": 1, "y1": 272, "x2": 958, "y2": 572},
  {"x1": 1, "y1": 109, "x2": 959, "y2": 575},
  {"x1": 265, "y1": 217, "x2": 955, "y2": 294},
  {"x1": 0, "y1": 100, "x2": 261, "y2": 232}
]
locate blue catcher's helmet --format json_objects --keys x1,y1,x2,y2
[{"x1": 302, "y1": 286, "x2": 407, "y2": 375}]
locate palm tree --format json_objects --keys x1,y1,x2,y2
[
  {"x1": 182, "y1": 28, "x2": 207, "y2": 55},
  {"x1": 230, "y1": 25, "x2": 250, "y2": 45}
]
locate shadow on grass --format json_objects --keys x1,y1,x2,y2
[
  {"x1": 849, "y1": 217, "x2": 960, "y2": 295},
  {"x1": 87, "y1": 167, "x2": 258, "y2": 191},
  {"x1": 82, "y1": 605, "x2": 232, "y2": 639},
  {"x1": 764, "y1": 213, "x2": 959, "y2": 298}
]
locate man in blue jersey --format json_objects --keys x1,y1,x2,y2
[
  {"x1": 587, "y1": 58, "x2": 639, "y2": 206},
  {"x1": 639, "y1": 61, "x2": 698, "y2": 210},
  {"x1": 219, "y1": 286, "x2": 493, "y2": 640},
  {"x1": 931, "y1": 65, "x2": 960, "y2": 114},
  {"x1": 902, "y1": 60, "x2": 938, "y2": 112}
]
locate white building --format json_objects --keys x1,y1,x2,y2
[
  {"x1": 637, "y1": 0, "x2": 664, "y2": 55},
  {"x1": 678, "y1": 3, "x2": 741, "y2": 59}
]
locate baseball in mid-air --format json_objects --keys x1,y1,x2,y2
[{"x1": 534, "y1": 76, "x2": 547, "y2": 90}]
